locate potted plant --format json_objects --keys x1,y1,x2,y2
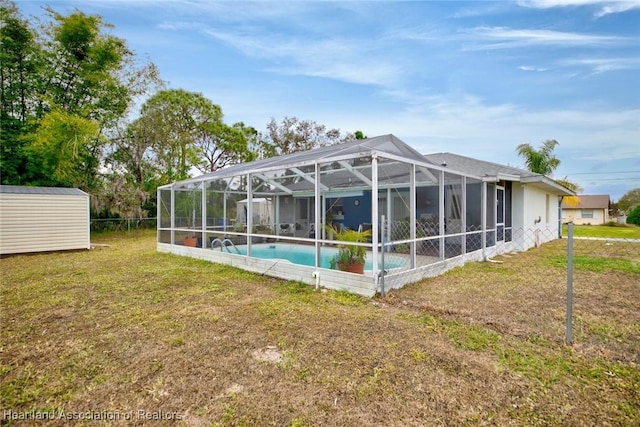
[
  {"x1": 181, "y1": 205, "x2": 198, "y2": 246},
  {"x1": 327, "y1": 227, "x2": 372, "y2": 274}
]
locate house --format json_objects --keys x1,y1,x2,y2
[
  {"x1": 157, "y1": 134, "x2": 573, "y2": 296},
  {"x1": 561, "y1": 194, "x2": 611, "y2": 225},
  {"x1": 424, "y1": 153, "x2": 574, "y2": 247},
  {"x1": 0, "y1": 185, "x2": 90, "y2": 255}
]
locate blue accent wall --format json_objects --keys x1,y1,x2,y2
[
  {"x1": 325, "y1": 193, "x2": 372, "y2": 230},
  {"x1": 342, "y1": 193, "x2": 371, "y2": 230}
]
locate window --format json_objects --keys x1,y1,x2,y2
[{"x1": 581, "y1": 209, "x2": 594, "y2": 219}]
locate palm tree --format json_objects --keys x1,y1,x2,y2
[
  {"x1": 555, "y1": 177, "x2": 582, "y2": 193},
  {"x1": 516, "y1": 139, "x2": 581, "y2": 193},
  {"x1": 516, "y1": 139, "x2": 560, "y2": 176}
]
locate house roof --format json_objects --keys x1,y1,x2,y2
[
  {"x1": 165, "y1": 135, "x2": 574, "y2": 197},
  {"x1": 561, "y1": 194, "x2": 610, "y2": 209},
  {"x1": 424, "y1": 152, "x2": 575, "y2": 196},
  {"x1": 0, "y1": 185, "x2": 87, "y2": 196}
]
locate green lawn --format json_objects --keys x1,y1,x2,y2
[
  {"x1": 563, "y1": 223, "x2": 640, "y2": 239},
  {"x1": 1, "y1": 230, "x2": 638, "y2": 426}
]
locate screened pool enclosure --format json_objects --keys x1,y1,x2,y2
[{"x1": 157, "y1": 134, "x2": 516, "y2": 296}]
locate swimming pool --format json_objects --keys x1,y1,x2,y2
[{"x1": 229, "y1": 243, "x2": 406, "y2": 271}]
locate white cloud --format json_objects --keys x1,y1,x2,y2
[
  {"x1": 595, "y1": 1, "x2": 640, "y2": 16},
  {"x1": 518, "y1": 0, "x2": 640, "y2": 17},
  {"x1": 462, "y1": 26, "x2": 624, "y2": 50},
  {"x1": 182, "y1": 1, "x2": 315, "y2": 23},
  {"x1": 157, "y1": 21, "x2": 204, "y2": 31},
  {"x1": 202, "y1": 29, "x2": 403, "y2": 87},
  {"x1": 323, "y1": 89, "x2": 640, "y2": 166},
  {"x1": 451, "y1": 3, "x2": 514, "y2": 18},
  {"x1": 518, "y1": 65, "x2": 549, "y2": 72},
  {"x1": 561, "y1": 57, "x2": 640, "y2": 73}
]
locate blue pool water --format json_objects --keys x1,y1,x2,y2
[{"x1": 231, "y1": 243, "x2": 406, "y2": 271}]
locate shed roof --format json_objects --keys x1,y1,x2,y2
[
  {"x1": 561, "y1": 194, "x2": 610, "y2": 209},
  {"x1": 0, "y1": 185, "x2": 88, "y2": 196}
]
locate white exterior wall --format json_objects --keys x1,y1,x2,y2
[
  {"x1": 0, "y1": 192, "x2": 90, "y2": 255},
  {"x1": 511, "y1": 184, "x2": 560, "y2": 251},
  {"x1": 511, "y1": 184, "x2": 526, "y2": 230}
]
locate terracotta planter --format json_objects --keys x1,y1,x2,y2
[
  {"x1": 183, "y1": 236, "x2": 197, "y2": 247},
  {"x1": 337, "y1": 262, "x2": 365, "y2": 274}
]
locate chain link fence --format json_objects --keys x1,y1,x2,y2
[
  {"x1": 379, "y1": 219, "x2": 638, "y2": 357},
  {"x1": 563, "y1": 224, "x2": 640, "y2": 344},
  {"x1": 379, "y1": 219, "x2": 639, "y2": 293},
  {"x1": 90, "y1": 217, "x2": 157, "y2": 233}
]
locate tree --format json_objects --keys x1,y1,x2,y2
[
  {"x1": 91, "y1": 174, "x2": 149, "y2": 221},
  {"x1": 517, "y1": 139, "x2": 560, "y2": 176},
  {"x1": 626, "y1": 205, "x2": 640, "y2": 226},
  {"x1": 194, "y1": 121, "x2": 256, "y2": 174},
  {"x1": 0, "y1": 2, "x2": 160, "y2": 191},
  {"x1": 554, "y1": 177, "x2": 582, "y2": 194},
  {"x1": 38, "y1": 7, "x2": 131, "y2": 124},
  {"x1": 617, "y1": 188, "x2": 640, "y2": 213},
  {"x1": 0, "y1": 1, "x2": 41, "y2": 184},
  {"x1": 516, "y1": 139, "x2": 581, "y2": 192},
  {"x1": 261, "y1": 116, "x2": 354, "y2": 158},
  {"x1": 25, "y1": 108, "x2": 101, "y2": 189},
  {"x1": 108, "y1": 119, "x2": 155, "y2": 188},
  {"x1": 136, "y1": 89, "x2": 221, "y2": 181},
  {"x1": 133, "y1": 89, "x2": 254, "y2": 182}
]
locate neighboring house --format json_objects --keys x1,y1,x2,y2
[
  {"x1": 0, "y1": 185, "x2": 90, "y2": 255},
  {"x1": 561, "y1": 194, "x2": 611, "y2": 225},
  {"x1": 157, "y1": 134, "x2": 574, "y2": 296}
]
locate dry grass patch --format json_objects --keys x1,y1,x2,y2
[{"x1": 1, "y1": 231, "x2": 638, "y2": 426}]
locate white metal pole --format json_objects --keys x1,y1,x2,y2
[
  {"x1": 566, "y1": 222, "x2": 574, "y2": 344},
  {"x1": 371, "y1": 154, "x2": 379, "y2": 282}
]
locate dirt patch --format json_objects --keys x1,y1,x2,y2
[{"x1": 251, "y1": 346, "x2": 283, "y2": 364}]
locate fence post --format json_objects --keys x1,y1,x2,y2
[
  {"x1": 380, "y1": 215, "x2": 386, "y2": 297},
  {"x1": 566, "y1": 222, "x2": 574, "y2": 344}
]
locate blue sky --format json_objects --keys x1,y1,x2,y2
[{"x1": 18, "y1": 0, "x2": 640, "y2": 201}]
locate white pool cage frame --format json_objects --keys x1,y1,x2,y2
[{"x1": 158, "y1": 134, "x2": 532, "y2": 296}]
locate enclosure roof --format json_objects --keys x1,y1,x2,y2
[
  {"x1": 177, "y1": 134, "x2": 440, "y2": 185},
  {"x1": 0, "y1": 185, "x2": 88, "y2": 196},
  {"x1": 424, "y1": 153, "x2": 575, "y2": 196}
]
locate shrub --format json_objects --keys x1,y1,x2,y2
[{"x1": 626, "y1": 205, "x2": 640, "y2": 226}]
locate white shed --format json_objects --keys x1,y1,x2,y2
[
  {"x1": 0, "y1": 185, "x2": 90, "y2": 255},
  {"x1": 235, "y1": 198, "x2": 273, "y2": 226}
]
